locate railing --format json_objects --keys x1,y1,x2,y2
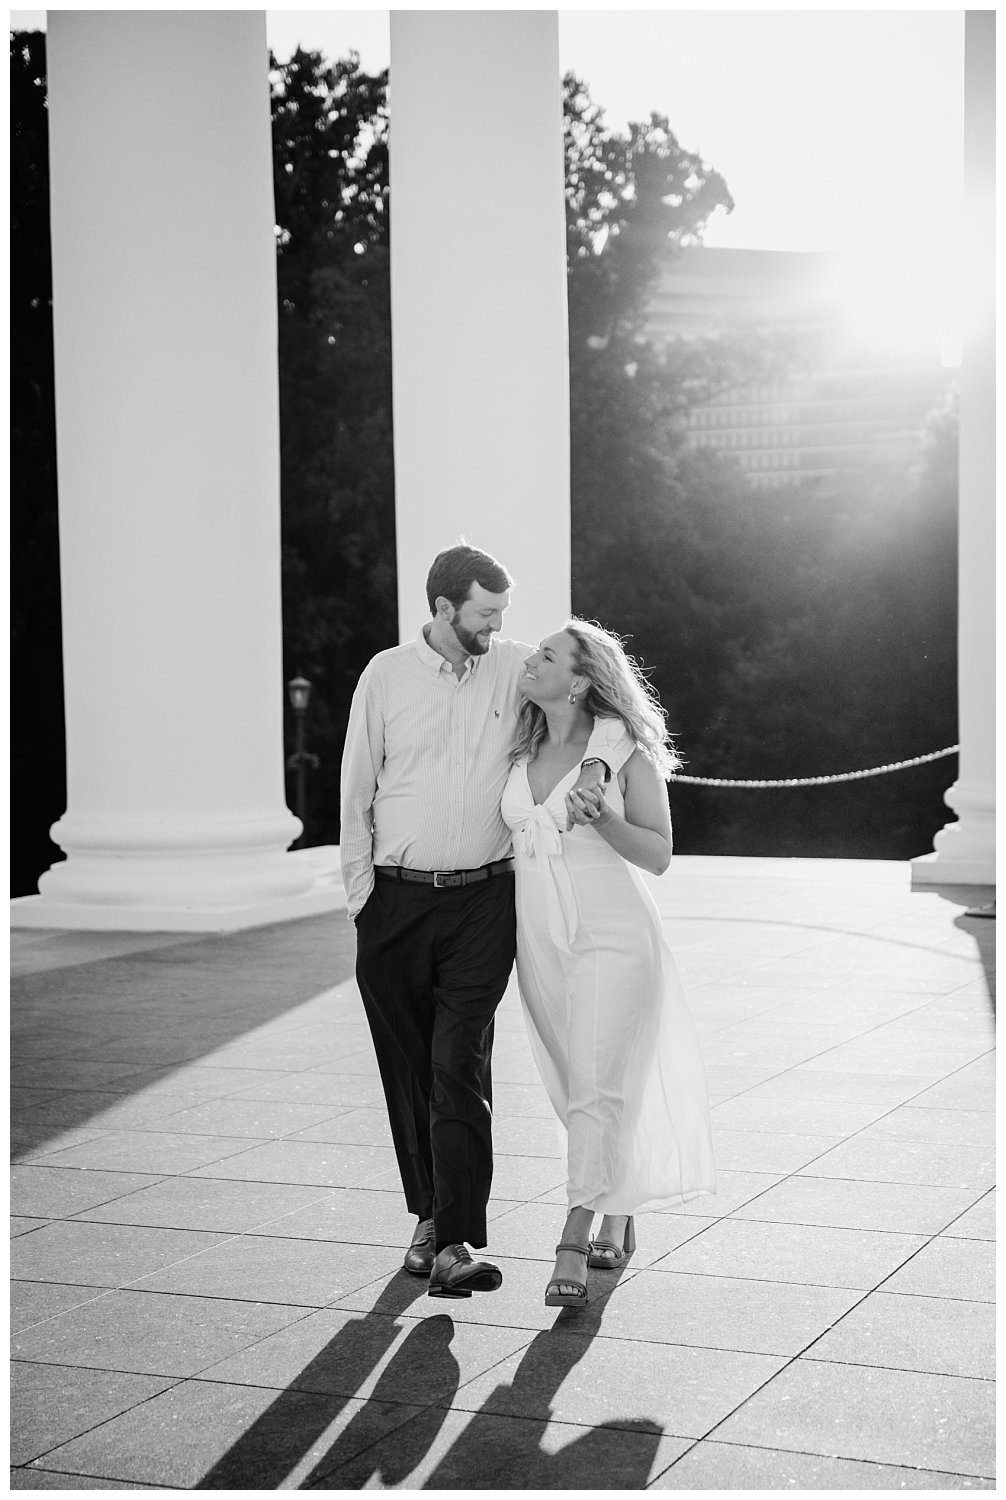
[{"x1": 670, "y1": 745, "x2": 959, "y2": 789}]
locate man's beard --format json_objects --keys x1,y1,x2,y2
[{"x1": 451, "y1": 615, "x2": 493, "y2": 657}]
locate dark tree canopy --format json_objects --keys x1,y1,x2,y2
[
  {"x1": 564, "y1": 74, "x2": 733, "y2": 351},
  {"x1": 269, "y1": 49, "x2": 396, "y2": 844},
  {"x1": 11, "y1": 31, "x2": 65, "y2": 896}
]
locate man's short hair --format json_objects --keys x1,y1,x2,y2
[{"x1": 426, "y1": 544, "x2": 513, "y2": 616}]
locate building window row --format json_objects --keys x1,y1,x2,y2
[
  {"x1": 689, "y1": 425, "x2": 907, "y2": 452},
  {"x1": 692, "y1": 400, "x2": 933, "y2": 428}
]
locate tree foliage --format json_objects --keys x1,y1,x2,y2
[
  {"x1": 269, "y1": 49, "x2": 396, "y2": 844},
  {"x1": 558, "y1": 74, "x2": 956, "y2": 859},
  {"x1": 563, "y1": 76, "x2": 733, "y2": 348},
  {"x1": 11, "y1": 31, "x2": 65, "y2": 896}
]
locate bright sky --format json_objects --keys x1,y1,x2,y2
[
  {"x1": 13, "y1": 6, "x2": 965, "y2": 358},
  {"x1": 263, "y1": 6, "x2": 965, "y2": 359}
]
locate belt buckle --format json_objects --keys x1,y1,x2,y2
[{"x1": 432, "y1": 871, "x2": 454, "y2": 889}]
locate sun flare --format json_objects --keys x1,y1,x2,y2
[{"x1": 825, "y1": 250, "x2": 961, "y2": 369}]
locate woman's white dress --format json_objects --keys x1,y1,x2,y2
[{"x1": 500, "y1": 747, "x2": 716, "y2": 1214}]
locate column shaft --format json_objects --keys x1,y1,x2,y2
[
  {"x1": 22, "y1": 12, "x2": 319, "y2": 926},
  {"x1": 914, "y1": 11, "x2": 995, "y2": 886},
  {"x1": 389, "y1": 11, "x2": 571, "y2": 645}
]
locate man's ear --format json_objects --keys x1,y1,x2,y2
[{"x1": 434, "y1": 595, "x2": 454, "y2": 621}]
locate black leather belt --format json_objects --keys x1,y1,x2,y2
[{"x1": 374, "y1": 858, "x2": 514, "y2": 889}]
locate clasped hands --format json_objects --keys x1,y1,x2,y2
[{"x1": 564, "y1": 784, "x2": 614, "y2": 833}]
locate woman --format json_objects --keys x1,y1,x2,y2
[{"x1": 500, "y1": 618, "x2": 715, "y2": 1307}]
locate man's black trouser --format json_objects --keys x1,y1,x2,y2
[{"x1": 354, "y1": 870, "x2": 516, "y2": 1249}]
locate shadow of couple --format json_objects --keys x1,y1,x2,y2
[{"x1": 195, "y1": 1263, "x2": 666, "y2": 1489}]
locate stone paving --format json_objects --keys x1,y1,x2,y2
[{"x1": 9, "y1": 856, "x2": 995, "y2": 1489}]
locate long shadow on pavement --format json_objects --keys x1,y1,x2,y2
[
  {"x1": 310, "y1": 1267, "x2": 665, "y2": 1490},
  {"x1": 195, "y1": 1273, "x2": 442, "y2": 1489},
  {"x1": 954, "y1": 904, "x2": 996, "y2": 1011},
  {"x1": 11, "y1": 912, "x2": 358, "y2": 1157}
]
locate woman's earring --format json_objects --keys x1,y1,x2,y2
[{"x1": 568, "y1": 691, "x2": 577, "y2": 704}]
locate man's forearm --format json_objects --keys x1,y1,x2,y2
[
  {"x1": 339, "y1": 669, "x2": 384, "y2": 920},
  {"x1": 565, "y1": 721, "x2": 635, "y2": 828},
  {"x1": 339, "y1": 803, "x2": 376, "y2": 920},
  {"x1": 579, "y1": 719, "x2": 636, "y2": 784}
]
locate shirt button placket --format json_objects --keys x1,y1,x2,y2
[{"x1": 447, "y1": 683, "x2": 464, "y2": 863}]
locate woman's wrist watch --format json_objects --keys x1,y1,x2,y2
[{"x1": 581, "y1": 757, "x2": 612, "y2": 787}]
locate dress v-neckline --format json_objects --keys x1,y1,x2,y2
[{"x1": 523, "y1": 760, "x2": 581, "y2": 809}]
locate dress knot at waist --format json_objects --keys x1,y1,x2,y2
[{"x1": 513, "y1": 804, "x2": 578, "y2": 952}]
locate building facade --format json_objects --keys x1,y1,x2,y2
[{"x1": 648, "y1": 247, "x2": 952, "y2": 490}]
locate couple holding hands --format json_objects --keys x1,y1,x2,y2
[{"x1": 340, "y1": 543, "x2": 714, "y2": 1308}]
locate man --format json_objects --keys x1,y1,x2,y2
[{"x1": 340, "y1": 543, "x2": 625, "y2": 1297}]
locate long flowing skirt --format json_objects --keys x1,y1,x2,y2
[{"x1": 504, "y1": 766, "x2": 716, "y2": 1214}]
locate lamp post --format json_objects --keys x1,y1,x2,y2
[{"x1": 286, "y1": 675, "x2": 318, "y2": 847}]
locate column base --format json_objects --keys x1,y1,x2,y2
[
  {"x1": 910, "y1": 850, "x2": 996, "y2": 888},
  {"x1": 10, "y1": 846, "x2": 347, "y2": 933},
  {"x1": 911, "y1": 779, "x2": 995, "y2": 887}
]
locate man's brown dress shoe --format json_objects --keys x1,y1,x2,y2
[
  {"x1": 403, "y1": 1217, "x2": 436, "y2": 1276},
  {"x1": 428, "y1": 1243, "x2": 503, "y2": 1298}
]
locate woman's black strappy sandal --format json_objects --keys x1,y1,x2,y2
[
  {"x1": 587, "y1": 1216, "x2": 636, "y2": 1270},
  {"x1": 544, "y1": 1241, "x2": 589, "y2": 1307}
]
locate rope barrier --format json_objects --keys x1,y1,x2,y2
[{"x1": 670, "y1": 745, "x2": 959, "y2": 789}]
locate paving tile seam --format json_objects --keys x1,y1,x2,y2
[
  {"x1": 658, "y1": 1274, "x2": 894, "y2": 1457},
  {"x1": 16, "y1": 1284, "x2": 322, "y2": 1322},
  {"x1": 16, "y1": 1371, "x2": 190, "y2": 1469},
  {"x1": 940, "y1": 1186, "x2": 996, "y2": 1227},
  {"x1": 660, "y1": 1435, "x2": 994, "y2": 1484},
  {"x1": 770, "y1": 1234, "x2": 994, "y2": 1366},
  {"x1": 859, "y1": 1286, "x2": 995, "y2": 1306},
  {"x1": 688, "y1": 1041, "x2": 995, "y2": 1139},
  {"x1": 17, "y1": 1465, "x2": 187, "y2": 1490},
  {"x1": 421, "y1": 1401, "x2": 698, "y2": 1440},
  {"x1": 10, "y1": 1221, "x2": 53, "y2": 1239},
  {"x1": 798, "y1": 1352, "x2": 995, "y2": 1382},
  {"x1": 15, "y1": 1222, "x2": 329, "y2": 1295},
  {"x1": 10, "y1": 1079, "x2": 176, "y2": 1097},
  {"x1": 791, "y1": 1169, "x2": 995, "y2": 1191},
  {"x1": 14, "y1": 1136, "x2": 120, "y2": 1164},
  {"x1": 47, "y1": 1118, "x2": 360, "y2": 1146},
  {"x1": 172, "y1": 1304, "x2": 332, "y2": 1385},
  {"x1": 911, "y1": 1098, "x2": 998, "y2": 1115},
  {"x1": 648, "y1": 1343, "x2": 813, "y2": 1469},
  {"x1": 11, "y1": 1290, "x2": 119, "y2": 1333},
  {"x1": 12, "y1": 1174, "x2": 175, "y2": 1215},
  {"x1": 69, "y1": 1202, "x2": 353, "y2": 1238},
  {"x1": 641, "y1": 1265, "x2": 915, "y2": 1293},
  {"x1": 692, "y1": 993, "x2": 967, "y2": 1044},
  {"x1": 24, "y1": 1211, "x2": 424, "y2": 1255},
  {"x1": 663, "y1": 910, "x2": 986, "y2": 963},
  {"x1": 319, "y1": 1308, "x2": 834, "y2": 1360},
  {"x1": 796, "y1": 1353, "x2": 997, "y2": 1394},
  {"x1": 100, "y1": 1273, "x2": 382, "y2": 1310},
  {"x1": 175, "y1": 1173, "x2": 409, "y2": 1192},
  {"x1": 41, "y1": 1136, "x2": 319, "y2": 1173},
  {"x1": 644, "y1": 1434, "x2": 705, "y2": 1487},
  {"x1": 26, "y1": 1458, "x2": 188, "y2": 1490}
]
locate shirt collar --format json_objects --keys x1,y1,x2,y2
[{"x1": 414, "y1": 624, "x2": 478, "y2": 677}]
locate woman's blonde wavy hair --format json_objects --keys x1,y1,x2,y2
[{"x1": 511, "y1": 617, "x2": 681, "y2": 781}]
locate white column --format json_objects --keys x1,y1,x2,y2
[
  {"x1": 390, "y1": 10, "x2": 571, "y2": 647},
  {"x1": 12, "y1": 11, "x2": 339, "y2": 931},
  {"x1": 914, "y1": 11, "x2": 996, "y2": 887}
]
